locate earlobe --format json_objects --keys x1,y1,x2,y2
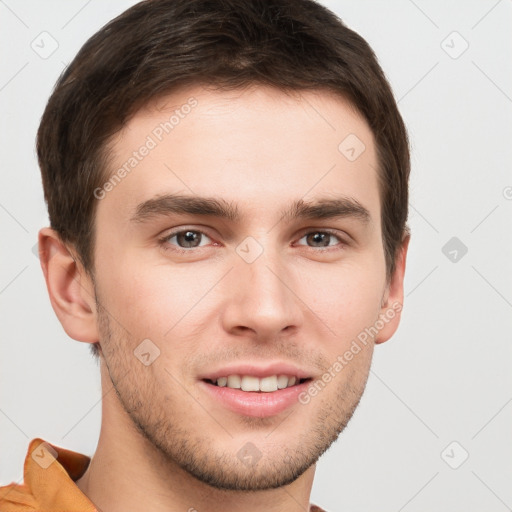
[
  {"x1": 38, "y1": 227, "x2": 99, "y2": 344},
  {"x1": 374, "y1": 233, "x2": 410, "y2": 345}
]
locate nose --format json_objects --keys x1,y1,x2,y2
[{"x1": 220, "y1": 244, "x2": 304, "y2": 340}]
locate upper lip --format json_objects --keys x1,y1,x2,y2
[{"x1": 198, "y1": 362, "x2": 314, "y2": 381}]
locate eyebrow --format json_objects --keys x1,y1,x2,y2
[{"x1": 130, "y1": 193, "x2": 371, "y2": 225}]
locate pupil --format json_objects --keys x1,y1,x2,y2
[
  {"x1": 179, "y1": 231, "x2": 199, "y2": 247},
  {"x1": 308, "y1": 232, "x2": 329, "y2": 247}
]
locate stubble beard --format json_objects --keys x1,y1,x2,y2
[{"x1": 95, "y1": 297, "x2": 371, "y2": 492}]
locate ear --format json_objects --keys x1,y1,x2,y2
[
  {"x1": 38, "y1": 227, "x2": 99, "y2": 344},
  {"x1": 374, "y1": 233, "x2": 410, "y2": 345}
]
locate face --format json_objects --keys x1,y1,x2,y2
[{"x1": 91, "y1": 84, "x2": 398, "y2": 490}]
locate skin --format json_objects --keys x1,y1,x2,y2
[{"x1": 39, "y1": 84, "x2": 409, "y2": 512}]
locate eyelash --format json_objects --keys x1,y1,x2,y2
[{"x1": 157, "y1": 228, "x2": 347, "y2": 255}]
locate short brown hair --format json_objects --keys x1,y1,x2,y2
[{"x1": 37, "y1": 0, "x2": 410, "y2": 357}]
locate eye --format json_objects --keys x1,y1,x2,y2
[
  {"x1": 159, "y1": 229, "x2": 213, "y2": 251},
  {"x1": 296, "y1": 230, "x2": 345, "y2": 249}
]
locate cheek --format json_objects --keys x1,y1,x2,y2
[
  {"x1": 98, "y1": 254, "x2": 222, "y2": 338},
  {"x1": 298, "y1": 261, "x2": 384, "y2": 342}
]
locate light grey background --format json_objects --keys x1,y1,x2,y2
[{"x1": 1, "y1": 1, "x2": 511, "y2": 511}]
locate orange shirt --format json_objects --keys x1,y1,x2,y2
[
  {"x1": 0, "y1": 438, "x2": 327, "y2": 511},
  {"x1": 0, "y1": 438, "x2": 97, "y2": 511}
]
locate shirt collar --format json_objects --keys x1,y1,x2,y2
[{"x1": 23, "y1": 437, "x2": 97, "y2": 511}]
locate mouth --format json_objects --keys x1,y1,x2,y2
[{"x1": 198, "y1": 365, "x2": 314, "y2": 418}]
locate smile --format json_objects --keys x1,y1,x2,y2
[{"x1": 204, "y1": 374, "x2": 309, "y2": 392}]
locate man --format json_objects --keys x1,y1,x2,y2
[{"x1": 0, "y1": 0, "x2": 410, "y2": 510}]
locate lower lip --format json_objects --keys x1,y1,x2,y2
[{"x1": 198, "y1": 380, "x2": 311, "y2": 418}]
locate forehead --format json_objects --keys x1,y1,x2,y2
[{"x1": 98, "y1": 84, "x2": 380, "y2": 228}]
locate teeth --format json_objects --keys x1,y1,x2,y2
[
  {"x1": 241, "y1": 376, "x2": 260, "y2": 392},
  {"x1": 213, "y1": 374, "x2": 302, "y2": 392},
  {"x1": 216, "y1": 376, "x2": 227, "y2": 387},
  {"x1": 227, "y1": 375, "x2": 241, "y2": 388},
  {"x1": 277, "y1": 375, "x2": 289, "y2": 389},
  {"x1": 260, "y1": 376, "x2": 278, "y2": 392}
]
